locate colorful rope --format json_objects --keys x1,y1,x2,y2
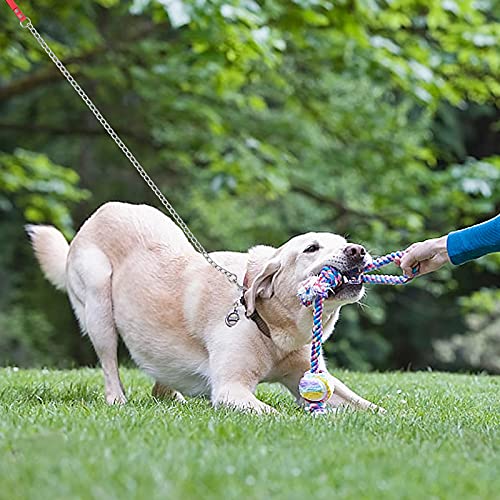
[
  {"x1": 355, "y1": 251, "x2": 415, "y2": 285},
  {"x1": 297, "y1": 250, "x2": 415, "y2": 414}
]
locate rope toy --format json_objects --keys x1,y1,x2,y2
[{"x1": 297, "y1": 251, "x2": 416, "y2": 414}]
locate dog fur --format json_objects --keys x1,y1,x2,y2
[{"x1": 27, "y1": 201, "x2": 384, "y2": 414}]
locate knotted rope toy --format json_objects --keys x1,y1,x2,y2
[{"x1": 297, "y1": 251, "x2": 416, "y2": 414}]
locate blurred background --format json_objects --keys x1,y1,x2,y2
[{"x1": 0, "y1": 0, "x2": 498, "y2": 372}]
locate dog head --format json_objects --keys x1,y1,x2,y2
[{"x1": 244, "y1": 232, "x2": 371, "y2": 319}]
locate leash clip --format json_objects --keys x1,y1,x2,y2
[{"x1": 20, "y1": 16, "x2": 31, "y2": 28}]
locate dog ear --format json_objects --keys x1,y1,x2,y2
[{"x1": 244, "y1": 248, "x2": 282, "y2": 316}]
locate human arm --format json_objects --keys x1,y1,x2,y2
[
  {"x1": 446, "y1": 214, "x2": 500, "y2": 265},
  {"x1": 398, "y1": 214, "x2": 500, "y2": 277}
]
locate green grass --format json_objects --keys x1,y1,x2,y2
[{"x1": 0, "y1": 368, "x2": 498, "y2": 500}]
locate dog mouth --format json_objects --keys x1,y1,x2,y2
[
  {"x1": 298, "y1": 264, "x2": 365, "y2": 307},
  {"x1": 306, "y1": 265, "x2": 364, "y2": 300},
  {"x1": 326, "y1": 267, "x2": 363, "y2": 299},
  {"x1": 342, "y1": 267, "x2": 363, "y2": 281}
]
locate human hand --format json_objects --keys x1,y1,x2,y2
[{"x1": 396, "y1": 235, "x2": 451, "y2": 277}]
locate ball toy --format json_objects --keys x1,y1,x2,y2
[{"x1": 299, "y1": 371, "x2": 333, "y2": 402}]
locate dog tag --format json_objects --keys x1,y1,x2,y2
[
  {"x1": 225, "y1": 304, "x2": 240, "y2": 328},
  {"x1": 225, "y1": 301, "x2": 240, "y2": 328}
]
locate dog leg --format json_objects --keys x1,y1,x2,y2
[
  {"x1": 80, "y1": 247, "x2": 126, "y2": 405},
  {"x1": 152, "y1": 382, "x2": 186, "y2": 403},
  {"x1": 277, "y1": 349, "x2": 311, "y2": 406},
  {"x1": 325, "y1": 374, "x2": 386, "y2": 414},
  {"x1": 285, "y1": 371, "x2": 385, "y2": 414},
  {"x1": 209, "y1": 338, "x2": 278, "y2": 414},
  {"x1": 277, "y1": 348, "x2": 385, "y2": 413}
]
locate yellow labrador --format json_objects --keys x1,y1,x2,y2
[{"x1": 27, "y1": 202, "x2": 384, "y2": 413}]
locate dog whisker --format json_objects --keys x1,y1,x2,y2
[{"x1": 357, "y1": 301, "x2": 370, "y2": 311}]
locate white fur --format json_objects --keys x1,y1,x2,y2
[
  {"x1": 26, "y1": 224, "x2": 69, "y2": 291},
  {"x1": 28, "y1": 202, "x2": 384, "y2": 413}
]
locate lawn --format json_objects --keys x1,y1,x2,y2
[{"x1": 0, "y1": 368, "x2": 498, "y2": 500}]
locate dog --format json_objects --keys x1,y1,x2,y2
[{"x1": 27, "y1": 201, "x2": 384, "y2": 414}]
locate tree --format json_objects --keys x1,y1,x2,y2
[{"x1": 1, "y1": 0, "x2": 498, "y2": 370}]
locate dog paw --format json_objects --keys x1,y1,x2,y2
[
  {"x1": 365, "y1": 402, "x2": 386, "y2": 414},
  {"x1": 215, "y1": 398, "x2": 279, "y2": 415},
  {"x1": 106, "y1": 392, "x2": 127, "y2": 405},
  {"x1": 172, "y1": 391, "x2": 187, "y2": 404},
  {"x1": 152, "y1": 382, "x2": 186, "y2": 403},
  {"x1": 251, "y1": 401, "x2": 279, "y2": 415},
  {"x1": 240, "y1": 401, "x2": 279, "y2": 415}
]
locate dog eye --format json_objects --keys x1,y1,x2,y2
[{"x1": 303, "y1": 243, "x2": 320, "y2": 253}]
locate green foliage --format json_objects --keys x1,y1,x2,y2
[
  {"x1": 435, "y1": 289, "x2": 500, "y2": 372},
  {"x1": 0, "y1": 368, "x2": 499, "y2": 499},
  {"x1": 0, "y1": 148, "x2": 89, "y2": 235},
  {"x1": 0, "y1": 0, "x2": 498, "y2": 370},
  {"x1": 0, "y1": 306, "x2": 64, "y2": 367}
]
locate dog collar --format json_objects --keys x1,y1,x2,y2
[
  {"x1": 240, "y1": 294, "x2": 272, "y2": 339},
  {"x1": 225, "y1": 293, "x2": 272, "y2": 339},
  {"x1": 224, "y1": 271, "x2": 272, "y2": 338}
]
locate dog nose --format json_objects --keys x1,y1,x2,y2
[{"x1": 343, "y1": 244, "x2": 366, "y2": 261}]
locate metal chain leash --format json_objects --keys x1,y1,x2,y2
[{"x1": 21, "y1": 19, "x2": 244, "y2": 291}]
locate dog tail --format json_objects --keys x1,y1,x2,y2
[{"x1": 25, "y1": 224, "x2": 69, "y2": 291}]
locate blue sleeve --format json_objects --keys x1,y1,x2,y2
[{"x1": 447, "y1": 214, "x2": 500, "y2": 265}]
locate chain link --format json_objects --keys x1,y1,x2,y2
[{"x1": 23, "y1": 20, "x2": 244, "y2": 291}]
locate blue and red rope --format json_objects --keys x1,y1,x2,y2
[{"x1": 297, "y1": 250, "x2": 416, "y2": 414}]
